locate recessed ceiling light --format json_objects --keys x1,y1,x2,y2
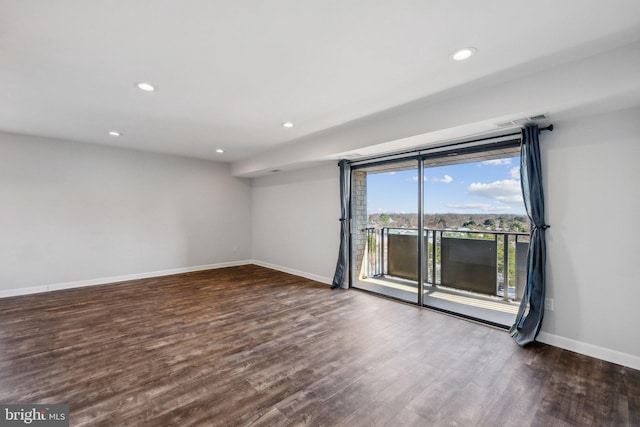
[
  {"x1": 136, "y1": 82, "x2": 156, "y2": 92},
  {"x1": 281, "y1": 122, "x2": 294, "y2": 128},
  {"x1": 216, "y1": 149, "x2": 224, "y2": 154},
  {"x1": 108, "y1": 131, "x2": 121, "y2": 137},
  {"x1": 451, "y1": 47, "x2": 477, "y2": 61}
]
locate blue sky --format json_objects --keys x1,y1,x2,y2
[{"x1": 367, "y1": 156, "x2": 526, "y2": 214}]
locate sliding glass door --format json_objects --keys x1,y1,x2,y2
[{"x1": 350, "y1": 142, "x2": 528, "y2": 327}]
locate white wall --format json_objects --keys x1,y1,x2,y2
[
  {"x1": 0, "y1": 132, "x2": 252, "y2": 293},
  {"x1": 251, "y1": 163, "x2": 340, "y2": 283},
  {"x1": 539, "y1": 106, "x2": 640, "y2": 362}
]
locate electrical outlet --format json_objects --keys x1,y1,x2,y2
[{"x1": 544, "y1": 298, "x2": 555, "y2": 311}]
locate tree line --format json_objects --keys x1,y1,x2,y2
[{"x1": 369, "y1": 213, "x2": 530, "y2": 233}]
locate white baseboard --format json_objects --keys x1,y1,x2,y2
[
  {"x1": 250, "y1": 260, "x2": 333, "y2": 286},
  {"x1": 537, "y1": 331, "x2": 640, "y2": 371},
  {"x1": 0, "y1": 260, "x2": 252, "y2": 298}
]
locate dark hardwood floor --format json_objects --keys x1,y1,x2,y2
[{"x1": 0, "y1": 265, "x2": 638, "y2": 426}]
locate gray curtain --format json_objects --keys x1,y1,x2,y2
[
  {"x1": 510, "y1": 124, "x2": 549, "y2": 345},
  {"x1": 331, "y1": 160, "x2": 351, "y2": 289}
]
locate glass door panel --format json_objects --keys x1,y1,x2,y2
[
  {"x1": 351, "y1": 160, "x2": 419, "y2": 304},
  {"x1": 421, "y1": 149, "x2": 526, "y2": 327}
]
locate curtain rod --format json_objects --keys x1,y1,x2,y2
[
  {"x1": 347, "y1": 123, "x2": 554, "y2": 166},
  {"x1": 348, "y1": 133, "x2": 520, "y2": 166}
]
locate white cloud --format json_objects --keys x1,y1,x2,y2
[
  {"x1": 481, "y1": 158, "x2": 511, "y2": 166},
  {"x1": 468, "y1": 179, "x2": 523, "y2": 204},
  {"x1": 410, "y1": 175, "x2": 428, "y2": 182},
  {"x1": 510, "y1": 166, "x2": 520, "y2": 179},
  {"x1": 446, "y1": 203, "x2": 513, "y2": 212},
  {"x1": 431, "y1": 174, "x2": 453, "y2": 183}
]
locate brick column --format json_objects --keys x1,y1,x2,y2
[{"x1": 352, "y1": 170, "x2": 368, "y2": 280}]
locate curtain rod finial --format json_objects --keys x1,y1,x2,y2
[{"x1": 538, "y1": 124, "x2": 554, "y2": 133}]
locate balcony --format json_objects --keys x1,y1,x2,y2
[{"x1": 357, "y1": 227, "x2": 530, "y2": 326}]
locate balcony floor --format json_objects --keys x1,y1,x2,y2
[{"x1": 356, "y1": 275, "x2": 519, "y2": 327}]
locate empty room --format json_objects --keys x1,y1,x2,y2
[{"x1": 1, "y1": 1, "x2": 639, "y2": 426}]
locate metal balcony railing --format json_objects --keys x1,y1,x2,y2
[{"x1": 363, "y1": 227, "x2": 530, "y2": 301}]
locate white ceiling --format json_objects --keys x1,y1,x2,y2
[{"x1": 1, "y1": 1, "x2": 640, "y2": 175}]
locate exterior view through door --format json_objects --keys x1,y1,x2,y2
[{"x1": 350, "y1": 143, "x2": 530, "y2": 327}]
